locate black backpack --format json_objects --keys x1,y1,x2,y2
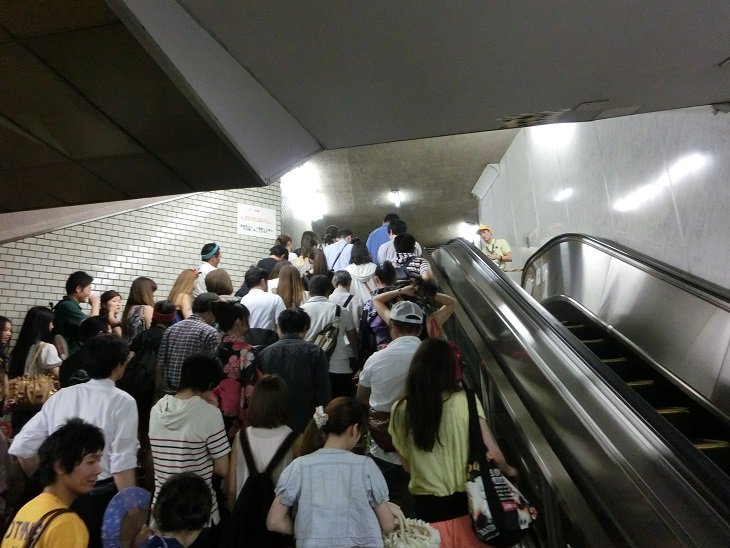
[
  {"x1": 394, "y1": 256, "x2": 416, "y2": 281},
  {"x1": 117, "y1": 328, "x2": 159, "y2": 405},
  {"x1": 222, "y1": 428, "x2": 298, "y2": 548}
]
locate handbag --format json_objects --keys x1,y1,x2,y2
[
  {"x1": 7, "y1": 344, "x2": 59, "y2": 411},
  {"x1": 465, "y1": 390, "x2": 537, "y2": 546},
  {"x1": 368, "y1": 408, "x2": 395, "y2": 452},
  {"x1": 383, "y1": 504, "x2": 441, "y2": 548}
]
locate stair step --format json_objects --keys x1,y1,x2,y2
[
  {"x1": 657, "y1": 406, "x2": 692, "y2": 435},
  {"x1": 627, "y1": 379, "x2": 657, "y2": 404},
  {"x1": 694, "y1": 438, "x2": 730, "y2": 471}
]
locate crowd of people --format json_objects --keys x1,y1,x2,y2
[{"x1": 0, "y1": 213, "x2": 517, "y2": 548}]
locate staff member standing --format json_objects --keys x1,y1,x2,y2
[{"x1": 476, "y1": 225, "x2": 512, "y2": 270}]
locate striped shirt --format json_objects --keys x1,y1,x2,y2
[
  {"x1": 394, "y1": 252, "x2": 432, "y2": 279},
  {"x1": 149, "y1": 395, "x2": 231, "y2": 525}
]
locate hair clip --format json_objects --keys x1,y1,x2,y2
[{"x1": 313, "y1": 406, "x2": 329, "y2": 429}]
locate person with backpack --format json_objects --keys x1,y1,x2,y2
[
  {"x1": 266, "y1": 397, "x2": 397, "y2": 547},
  {"x1": 223, "y1": 375, "x2": 297, "y2": 547},
  {"x1": 301, "y1": 275, "x2": 358, "y2": 398},
  {"x1": 392, "y1": 233, "x2": 433, "y2": 282}
]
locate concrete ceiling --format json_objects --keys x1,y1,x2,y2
[{"x1": 1, "y1": 0, "x2": 729, "y2": 245}]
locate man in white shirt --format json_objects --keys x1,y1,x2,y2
[
  {"x1": 356, "y1": 300, "x2": 424, "y2": 517},
  {"x1": 193, "y1": 242, "x2": 221, "y2": 298},
  {"x1": 241, "y1": 267, "x2": 286, "y2": 331},
  {"x1": 376, "y1": 219, "x2": 422, "y2": 265},
  {"x1": 324, "y1": 228, "x2": 354, "y2": 271},
  {"x1": 9, "y1": 335, "x2": 139, "y2": 548},
  {"x1": 302, "y1": 275, "x2": 358, "y2": 398}
]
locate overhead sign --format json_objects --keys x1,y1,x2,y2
[{"x1": 237, "y1": 203, "x2": 276, "y2": 239}]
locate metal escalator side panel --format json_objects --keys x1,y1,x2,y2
[{"x1": 434, "y1": 239, "x2": 730, "y2": 546}]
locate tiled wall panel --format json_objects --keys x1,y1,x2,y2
[{"x1": 0, "y1": 183, "x2": 310, "y2": 332}]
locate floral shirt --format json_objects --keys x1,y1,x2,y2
[{"x1": 213, "y1": 336, "x2": 256, "y2": 421}]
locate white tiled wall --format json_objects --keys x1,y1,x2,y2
[
  {"x1": 0, "y1": 183, "x2": 311, "y2": 333},
  {"x1": 479, "y1": 106, "x2": 730, "y2": 288}
]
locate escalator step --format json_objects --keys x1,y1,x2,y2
[
  {"x1": 694, "y1": 439, "x2": 730, "y2": 472},
  {"x1": 694, "y1": 438, "x2": 730, "y2": 450},
  {"x1": 599, "y1": 356, "x2": 631, "y2": 378},
  {"x1": 657, "y1": 406, "x2": 692, "y2": 435},
  {"x1": 580, "y1": 338, "x2": 605, "y2": 344},
  {"x1": 627, "y1": 379, "x2": 657, "y2": 405}
]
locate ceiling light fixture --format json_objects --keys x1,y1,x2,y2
[{"x1": 389, "y1": 190, "x2": 401, "y2": 208}]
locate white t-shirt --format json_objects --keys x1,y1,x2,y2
[
  {"x1": 241, "y1": 288, "x2": 286, "y2": 330},
  {"x1": 193, "y1": 261, "x2": 217, "y2": 298},
  {"x1": 376, "y1": 240, "x2": 423, "y2": 265},
  {"x1": 24, "y1": 342, "x2": 62, "y2": 375},
  {"x1": 301, "y1": 297, "x2": 356, "y2": 374},
  {"x1": 359, "y1": 336, "x2": 421, "y2": 463}
]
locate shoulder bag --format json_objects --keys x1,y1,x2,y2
[
  {"x1": 465, "y1": 390, "x2": 537, "y2": 546},
  {"x1": 312, "y1": 305, "x2": 342, "y2": 358},
  {"x1": 7, "y1": 344, "x2": 59, "y2": 411}
]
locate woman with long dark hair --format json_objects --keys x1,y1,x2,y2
[
  {"x1": 389, "y1": 338, "x2": 516, "y2": 546},
  {"x1": 346, "y1": 238, "x2": 377, "y2": 304},
  {"x1": 8, "y1": 307, "x2": 60, "y2": 379},
  {"x1": 7, "y1": 306, "x2": 61, "y2": 434}
]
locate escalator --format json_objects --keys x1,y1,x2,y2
[
  {"x1": 431, "y1": 236, "x2": 730, "y2": 547},
  {"x1": 547, "y1": 298, "x2": 730, "y2": 475}
]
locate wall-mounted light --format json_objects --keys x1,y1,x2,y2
[{"x1": 389, "y1": 190, "x2": 401, "y2": 208}]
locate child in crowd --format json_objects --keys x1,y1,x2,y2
[{"x1": 266, "y1": 397, "x2": 396, "y2": 547}]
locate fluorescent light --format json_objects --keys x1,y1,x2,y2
[
  {"x1": 389, "y1": 190, "x2": 401, "y2": 208},
  {"x1": 280, "y1": 162, "x2": 326, "y2": 222},
  {"x1": 531, "y1": 123, "x2": 576, "y2": 149},
  {"x1": 554, "y1": 188, "x2": 573, "y2": 202}
]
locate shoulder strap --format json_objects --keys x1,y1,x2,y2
[
  {"x1": 264, "y1": 431, "x2": 299, "y2": 476},
  {"x1": 343, "y1": 295, "x2": 354, "y2": 308},
  {"x1": 331, "y1": 244, "x2": 346, "y2": 269},
  {"x1": 239, "y1": 428, "x2": 259, "y2": 474},
  {"x1": 26, "y1": 508, "x2": 71, "y2": 548}
]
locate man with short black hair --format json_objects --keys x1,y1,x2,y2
[
  {"x1": 193, "y1": 242, "x2": 222, "y2": 298},
  {"x1": 149, "y1": 353, "x2": 229, "y2": 528},
  {"x1": 393, "y1": 233, "x2": 433, "y2": 281},
  {"x1": 158, "y1": 292, "x2": 222, "y2": 394},
  {"x1": 58, "y1": 315, "x2": 110, "y2": 387},
  {"x1": 376, "y1": 219, "x2": 423, "y2": 265},
  {"x1": 324, "y1": 228, "x2": 354, "y2": 271},
  {"x1": 9, "y1": 335, "x2": 139, "y2": 548},
  {"x1": 257, "y1": 245, "x2": 289, "y2": 275},
  {"x1": 366, "y1": 213, "x2": 400, "y2": 260},
  {"x1": 2, "y1": 419, "x2": 105, "y2": 548},
  {"x1": 259, "y1": 309, "x2": 331, "y2": 433},
  {"x1": 241, "y1": 267, "x2": 286, "y2": 331},
  {"x1": 302, "y1": 275, "x2": 358, "y2": 398},
  {"x1": 53, "y1": 271, "x2": 101, "y2": 358}
]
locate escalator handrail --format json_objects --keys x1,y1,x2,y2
[
  {"x1": 521, "y1": 233, "x2": 730, "y2": 305},
  {"x1": 441, "y1": 238, "x2": 730, "y2": 517}
]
